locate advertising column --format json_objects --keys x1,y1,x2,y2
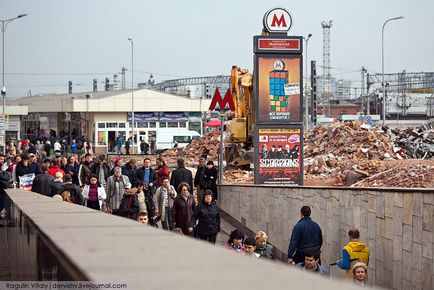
[{"x1": 253, "y1": 8, "x2": 304, "y2": 185}]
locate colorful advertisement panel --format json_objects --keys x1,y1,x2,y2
[
  {"x1": 255, "y1": 55, "x2": 302, "y2": 124},
  {"x1": 254, "y1": 126, "x2": 303, "y2": 185}
]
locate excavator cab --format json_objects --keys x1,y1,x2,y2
[
  {"x1": 226, "y1": 65, "x2": 254, "y2": 166},
  {"x1": 228, "y1": 65, "x2": 254, "y2": 144}
]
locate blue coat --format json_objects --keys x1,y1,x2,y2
[{"x1": 287, "y1": 216, "x2": 323, "y2": 258}]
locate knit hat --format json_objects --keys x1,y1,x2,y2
[
  {"x1": 204, "y1": 190, "x2": 213, "y2": 197},
  {"x1": 115, "y1": 157, "x2": 122, "y2": 165}
]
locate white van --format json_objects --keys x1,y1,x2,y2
[{"x1": 156, "y1": 130, "x2": 201, "y2": 151}]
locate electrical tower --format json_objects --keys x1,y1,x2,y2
[{"x1": 321, "y1": 20, "x2": 332, "y2": 115}]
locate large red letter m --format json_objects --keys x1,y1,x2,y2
[
  {"x1": 209, "y1": 88, "x2": 235, "y2": 111},
  {"x1": 271, "y1": 14, "x2": 287, "y2": 28}
]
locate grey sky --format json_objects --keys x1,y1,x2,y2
[{"x1": 2, "y1": 0, "x2": 433, "y2": 98}]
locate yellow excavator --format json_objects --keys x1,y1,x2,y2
[{"x1": 225, "y1": 65, "x2": 255, "y2": 168}]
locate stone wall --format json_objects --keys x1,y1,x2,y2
[{"x1": 218, "y1": 185, "x2": 434, "y2": 290}]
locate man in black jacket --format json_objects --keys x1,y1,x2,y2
[
  {"x1": 31, "y1": 164, "x2": 54, "y2": 196},
  {"x1": 0, "y1": 156, "x2": 10, "y2": 212},
  {"x1": 193, "y1": 158, "x2": 206, "y2": 203},
  {"x1": 122, "y1": 158, "x2": 139, "y2": 185},
  {"x1": 16, "y1": 154, "x2": 39, "y2": 180},
  {"x1": 170, "y1": 158, "x2": 193, "y2": 194},
  {"x1": 28, "y1": 153, "x2": 41, "y2": 176}
]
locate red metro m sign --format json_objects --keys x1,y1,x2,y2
[
  {"x1": 263, "y1": 8, "x2": 292, "y2": 34},
  {"x1": 209, "y1": 88, "x2": 235, "y2": 111}
]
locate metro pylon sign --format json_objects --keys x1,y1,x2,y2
[
  {"x1": 209, "y1": 88, "x2": 235, "y2": 111},
  {"x1": 263, "y1": 8, "x2": 293, "y2": 33}
]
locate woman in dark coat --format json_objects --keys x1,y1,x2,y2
[
  {"x1": 188, "y1": 190, "x2": 220, "y2": 244},
  {"x1": 113, "y1": 188, "x2": 140, "y2": 220},
  {"x1": 171, "y1": 182, "x2": 195, "y2": 235},
  {"x1": 203, "y1": 161, "x2": 218, "y2": 200}
]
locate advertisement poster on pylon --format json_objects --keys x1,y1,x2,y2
[
  {"x1": 254, "y1": 126, "x2": 303, "y2": 185},
  {"x1": 255, "y1": 55, "x2": 302, "y2": 124}
]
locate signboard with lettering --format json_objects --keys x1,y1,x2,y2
[
  {"x1": 254, "y1": 125, "x2": 303, "y2": 185},
  {"x1": 253, "y1": 8, "x2": 304, "y2": 186},
  {"x1": 19, "y1": 173, "x2": 35, "y2": 191},
  {"x1": 254, "y1": 55, "x2": 303, "y2": 123}
]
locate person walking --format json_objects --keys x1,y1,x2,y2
[
  {"x1": 154, "y1": 177, "x2": 176, "y2": 230},
  {"x1": 71, "y1": 140, "x2": 77, "y2": 155},
  {"x1": 255, "y1": 231, "x2": 276, "y2": 259},
  {"x1": 50, "y1": 172, "x2": 64, "y2": 197},
  {"x1": 64, "y1": 155, "x2": 80, "y2": 186},
  {"x1": 0, "y1": 156, "x2": 11, "y2": 214},
  {"x1": 352, "y1": 262, "x2": 368, "y2": 286},
  {"x1": 155, "y1": 158, "x2": 170, "y2": 187},
  {"x1": 171, "y1": 182, "x2": 195, "y2": 235},
  {"x1": 295, "y1": 248, "x2": 329, "y2": 276},
  {"x1": 203, "y1": 160, "x2": 218, "y2": 200},
  {"x1": 124, "y1": 138, "x2": 130, "y2": 155},
  {"x1": 91, "y1": 155, "x2": 111, "y2": 187},
  {"x1": 226, "y1": 229, "x2": 245, "y2": 253},
  {"x1": 188, "y1": 190, "x2": 220, "y2": 243},
  {"x1": 193, "y1": 158, "x2": 206, "y2": 204},
  {"x1": 82, "y1": 175, "x2": 107, "y2": 211},
  {"x1": 113, "y1": 187, "x2": 139, "y2": 220},
  {"x1": 47, "y1": 158, "x2": 65, "y2": 181},
  {"x1": 337, "y1": 228, "x2": 370, "y2": 280},
  {"x1": 105, "y1": 167, "x2": 131, "y2": 211},
  {"x1": 122, "y1": 158, "x2": 139, "y2": 185},
  {"x1": 170, "y1": 158, "x2": 193, "y2": 193},
  {"x1": 31, "y1": 164, "x2": 54, "y2": 196},
  {"x1": 60, "y1": 174, "x2": 83, "y2": 205},
  {"x1": 287, "y1": 206, "x2": 323, "y2": 265},
  {"x1": 78, "y1": 153, "x2": 93, "y2": 188}
]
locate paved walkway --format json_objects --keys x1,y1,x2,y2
[{"x1": 0, "y1": 220, "x2": 11, "y2": 281}]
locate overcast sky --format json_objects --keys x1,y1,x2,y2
[{"x1": 1, "y1": 0, "x2": 433, "y2": 98}]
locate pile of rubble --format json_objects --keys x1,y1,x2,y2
[
  {"x1": 161, "y1": 130, "x2": 220, "y2": 167},
  {"x1": 223, "y1": 169, "x2": 253, "y2": 183},
  {"x1": 352, "y1": 162, "x2": 434, "y2": 188},
  {"x1": 303, "y1": 121, "x2": 397, "y2": 185},
  {"x1": 387, "y1": 121, "x2": 434, "y2": 159}
]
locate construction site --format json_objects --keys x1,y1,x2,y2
[{"x1": 147, "y1": 15, "x2": 433, "y2": 190}]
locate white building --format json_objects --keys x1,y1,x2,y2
[{"x1": 11, "y1": 88, "x2": 212, "y2": 154}]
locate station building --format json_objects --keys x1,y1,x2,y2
[{"x1": 10, "y1": 88, "x2": 212, "y2": 154}]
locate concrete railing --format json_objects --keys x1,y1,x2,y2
[
  {"x1": 218, "y1": 184, "x2": 434, "y2": 290},
  {"x1": 3, "y1": 189, "x2": 364, "y2": 289}
]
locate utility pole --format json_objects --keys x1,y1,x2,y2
[{"x1": 361, "y1": 67, "x2": 367, "y2": 113}]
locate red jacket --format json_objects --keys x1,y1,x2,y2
[
  {"x1": 156, "y1": 164, "x2": 170, "y2": 187},
  {"x1": 47, "y1": 165, "x2": 65, "y2": 180}
]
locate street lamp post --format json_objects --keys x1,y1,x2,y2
[
  {"x1": 128, "y1": 37, "x2": 134, "y2": 152},
  {"x1": 304, "y1": 33, "x2": 312, "y2": 130},
  {"x1": 1, "y1": 13, "x2": 28, "y2": 154},
  {"x1": 382, "y1": 16, "x2": 403, "y2": 126}
]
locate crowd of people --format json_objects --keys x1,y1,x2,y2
[{"x1": 0, "y1": 138, "x2": 370, "y2": 286}]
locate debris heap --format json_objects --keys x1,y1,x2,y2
[
  {"x1": 388, "y1": 121, "x2": 434, "y2": 159},
  {"x1": 352, "y1": 162, "x2": 434, "y2": 188},
  {"x1": 161, "y1": 130, "x2": 220, "y2": 167},
  {"x1": 223, "y1": 169, "x2": 253, "y2": 183},
  {"x1": 303, "y1": 121, "x2": 396, "y2": 185}
]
